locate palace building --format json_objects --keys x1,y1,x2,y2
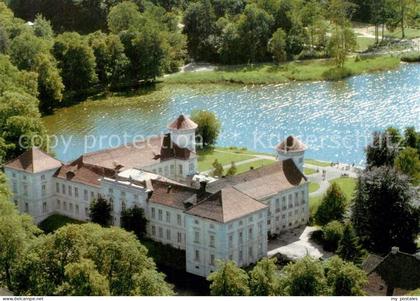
[{"x1": 4, "y1": 115, "x2": 309, "y2": 277}]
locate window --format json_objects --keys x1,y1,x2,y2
[
  {"x1": 68, "y1": 186, "x2": 72, "y2": 196},
  {"x1": 56, "y1": 183, "x2": 60, "y2": 193},
  {"x1": 152, "y1": 226, "x2": 156, "y2": 236},
  {"x1": 195, "y1": 250, "x2": 200, "y2": 262},
  {"x1": 299, "y1": 157, "x2": 303, "y2": 163},
  {"x1": 23, "y1": 184, "x2": 28, "y2": 196},
  {"x1": 84, "y1": 189, "x2": 88, "y2": 201},
  {"x1": 249, "y1": 216, "x2": 253, "y2": 222},
  {"x1": 194, "y1": 219, "x2": 199, "y2": 225},
  {"x1": 75, "y1": 187, "x2": 79, "y2": 198},
  {"x1": 258, "y1": 222, "x2": 263, "y2": 234},
  {"x1": 158, "y1": 227, "x2": 163, "y2": 238},
  {"x1": 41, "y1": 184, "x2": 46, "y2": 196},
  {"x1": 121, "y1": 191, "x2": 126, "y2": 198},
  {"x1": 189, "y1": 162, "x2": 194, "y2": 173},
  {"x1": 41, "y1": 174, "x2": 45, "y2": 181},
  {"x1": 209, "y1": 234, "x2": 215, "y2": 247},
  {"x1": 249, "y1": 227, "x2": 253, "y2": 239},
  {"x1": 258, "y1": 242, "x2": 263, "y2": 256},
  {"x1": 62, "y1": 184, "x2": 66, "y2": 195},
  {"x1": 177, "y1": 232, "x2": 182, "y2": 243},
  {"x1": 239, "y1": 231, "x2": 243, "y2": 243},
  {"x1": 63, "y1": 202, "x2": 67, "y2": 211},
  {"x1": 210, "y1": 254, "x2": 215, "y2": 266},
  {"x1": 23, "y1": 175, "x2": 27, "y2": 180},
  {"x1": 75, "y1": 204, "x2": 79, "y2": 215},
  {"x1": 194, "y1": 231, "x2": 200, "y2": 243},
  {"x1": 12, "y1": 181, "x2": 17, "y2": 193},
  {"x1": 121, "y1": 200, "x2": 126, "y2": 212},
  {"x1": 134, "y1": 194, "x2": 139, "y2": 201},
  {"x1": 166, "y1": 211, "x2": 170, "y2": 223},
  {"x1": 25, "y1": 202, "x2": 29, "y2": 213},
  {"x1": 69, "y1": 203, "x2": 73, "y2": 212},
  {"x1": 90, "y1": 191, "x2": 94, "y2": 200},
  {"x1": 228, "y1": 234, "x2": 233, "y2": 248},
  {"x1": 158, "y1": 167, "x2": 162, "y2": 174},
  {"x1": 177, "y1": 214, "x2": 182, "y2": 225},
  {"x1": 57, "y1": 199, "x2": 61, "y2": 209},
  {"x1": 12, "y1": 173, "x2": 16, "y2": 178},
  {"x1": 108, "y1": 188, "x2": 113, "y2": 194},
  {"x1": 164, "y1": 166, "x2": 169, "y2": 176},
  {"x1": 42, "y1": 202, "x2": 47, "y2": 213},
  {"x1": 239, "y1": 249, "x2": 243, "y2": 261},
  {"x1": 85, "y1": 207, "x2": 89, "y2": 217},
  {"x1": 275, "y1": 198, "x2": 280, "y2": 208},
  {"x1": 158, "y1": 209, "x2": 162, "y2": 221},
  {"x1": 209, "y1": 223, "x2": 215, "y2": 229},
  {"x1": 151, "y1": 208, "x2": 156, "y2": 219},
  {"x1": 166, "y1": 229, "x2": 171, "y2": 240},
  {"x1": 178, "y1": 164, "x2": 183, "y2": 176},
  {"x1": 249, "y1": 246, "x2": 253, "y2": 259},
  {"x1": 282, "y1": 197, "x2": 286, "y2": 210}
]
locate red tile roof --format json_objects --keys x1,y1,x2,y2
[
  {"x1": 167, "y1": 115, "x2": 198, "y2": 131},
  {"x1": 209, "y1": 159, "x2": 307, "y2": 200},
  {"x1": 54, "y1": 157, "x2": 116, "y2": 187},
  {"x1": 187, "y1": 186, "x2": 267, "y2": 223},
  {"x1": 4, "y1": 148, "x2": 62, "y2": 173},
  {"x1": 276, "y1": 136, "x2": 307, "y2": 153}
]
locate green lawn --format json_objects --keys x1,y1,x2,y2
[
  {"x1": 356, "y1": 36, "x2": 376, "y2": 52},
  {"x1": 39, "y1": 214, "x2": 84, "y2": 234},
  {"x1": 305, "y1": 159, "x2": 331, "y2": 167},
  {"x1": 197, "y1": 148, "x2": 255, "y2": 171},
  {"x1": 309, "y1": 182, "x2": 320, "y2": 193},
  {"x1": 330, "y1": 177, "x2": 357, "y2": 201},
  {"x1": 234, "y1": 159, "x2": 276, "y2": 174},
  {"x1": 163, "y1": 56, "x2": 400, "y2": 85},
  {"x1": 304, "y1": 167, "x2": 317, "y2": 175},
  {"x1": 384, "y1": 27, "x2": 420, "y2": 39},
  {"x1": 309, "y1": 195, "x2": 322, "y2": 220}
]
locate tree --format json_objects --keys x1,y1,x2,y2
[
  {"x1": 352, "y1": 166, "x2": 419, "y2": 253},
  {"x1": 212, "y1": 159, "x2": 224, "y2": 177},
  {"x1": 0, "y1": 178, "x2": 40, "y2": 291},
  {"x1": 120, "y1": 206, "x2": 148, "y2": 240},
  {"x1": 236, "y1": 3, "x2": 274, "y2": 62},
  {"x1": 268, "y1": 28, "x2": 287, "y2": 63},
  {"x1": 191, "y1": 110, "x2": 221, "y2": 148},
  {"x1": 53, "y1": 32, "x2": 97, "y2": 94},
  {"x1": 394, "y1": 147, "x2": 420, "y2": 185},
  {"x1": 384, "y1": 0, "x2": 418, "y2": 39},
  {"x1": 88, "y1": 31, "x2": 129, "y2": 87},
  {"x1": 403, "y1": 126, "x2": 419, "y2": 152},
  {"x1": 225, "y1": 161, "x2": 237, "y2": 176},
  {"x1": 0, "y1": 25, "x2": 10, "y2": 54},
  {"x1": 56, "y1": 259, "x2": 110, "y2": 296},
  {"x1": 208, "y1": 260, "x2": 250, "y2": 296},
  {"x1": 327, "y1": 21, "x2": 356, "y2": 68},
  {"x1": 89, "y1": 196, "x2": 112, "y2": 227},
  {"x1": 278, "y1": 256, "x2": 327, "y2": 296},
  {"x1": 107, "y1": 1, "x2": 144, "y2": 34},
  {"x1": 315, "y1": 183, "x2": 347, "y2": 225},
  {"x1": 365, "y1": 131, "x2": 399, "y2": 169},
  {"x1": 182, "y1": 0, "x2": 217, "y2": 61},
  {"x1": 322, "y1": 220, "x2": 345, "y2": 252},
  {"x1": 286, "y1": 23, "x2": 307, "y2": 57},
  {"x1": 301, "y1": 0, "x2": 328, "y2": 50},
  {"x1": 33, "y1": 14, "x2": 54, "y2": 39},
  {"x1": 33, "y1": 53, "x2": 64, "y2": 113},
  {"x1": 249, "y1": 257, "x2": 280, "y2": 296},
  {"x1": 324, "y1": 256, "x2": 367, "y2": 296},
  {"x1": 337, "y1": 223, "x2": 365, "y2": 265},
  {"x1": 13, "y1": 223, "x2": 173, "y2": 295}
]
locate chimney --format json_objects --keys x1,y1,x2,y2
[
  {"x1": 391, "y1": 246, "x2": 399, "y2": 255},
  {"x1": 198, "y1": 181, "x2": 207, "y2": 197},
  {"x1": 167, "y1": 185, "x2": 172, "y2": 193}
]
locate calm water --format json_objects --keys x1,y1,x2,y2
[{"x1": 43, "y1": 63, "x2": 420, "y2": 165}]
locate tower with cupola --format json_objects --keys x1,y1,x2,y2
[
  {"x1": 276, "y1": 136, "x2": 307, "y2": 172},
  {"x1": 167, "y1": 114, "x2": 198, "y2": 152}
]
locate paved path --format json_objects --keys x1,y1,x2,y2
[{"x1": 267, "y1": 226, "x2": 333, "y2": 260}]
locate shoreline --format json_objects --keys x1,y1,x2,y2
[{"x1": 161, "y1": 55, "x2": 403, "y2": 85}]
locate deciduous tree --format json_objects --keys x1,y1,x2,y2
[
  {"x1": 208, "y1": 260, "x2": 250, "y2": 296},
  {"x1": 89, "y1": 196, "x2": 112, "y2": 227},
  {"x1": 249, "y1": 257, "x2": 280, "y2": 296},
  {"x1": 191, "y1": 110, "x2": 221, "y2": 148}
]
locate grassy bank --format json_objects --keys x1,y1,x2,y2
[{"x1": 163, "y1": 56, "x2": 400, "y2": 85}]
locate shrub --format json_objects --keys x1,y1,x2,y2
[
  {"x1": 322, "y1": 67, "x2": 352, "y2": 81},
  {"x1": 400, "y1": 52, "x2": 420, "y2": 63},
  {"x1": 322, "y1": 221, "x2": 345, "y2": 252},
  {"x1": 315, "y1": 183, "x2": 347, "y2": 226}
]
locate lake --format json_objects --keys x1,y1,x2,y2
[{"x1": 43, "y1": 63, "x2": 420, "y2": 165}]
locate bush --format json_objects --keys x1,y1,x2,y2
[
  {"x1": 400, "y1": 52, "x2": 420, "y2": 62},
  {"x1": 38, "y1": 214, "x2": 83, "y2": 234},
  {"x1": 322, "y1": 67, "x2": 353, "y2": 81},
  {"x1": 322, "y1": 221, "x2": 345, "y2": 252},
  {"x1": 315, "y1": 183, "x2": 347, "y2": 226}
]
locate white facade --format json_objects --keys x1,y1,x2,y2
[{"x1": 4, "y1": 117, "x2": 309, "y2": 278}]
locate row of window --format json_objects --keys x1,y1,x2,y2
[
  {"x1": 56, "y1": 182, "x2": 97, "y2": 202},
  {"x1": 273, "y1": 191, "x2": 306, "y2": 211},
  {"x1": 151, "y1": 207, "x2": 183, "y2": 226},
  {"x1": 56, "y1": 199, "x2": 88, "y2": 217},
  {"x1": 226, "y1": 212, "x2": 264, "y2": 230},
  {"x1": 227, "y1": 222, "x2": 264, "y2": 248},
  {"x1": 151, "y1": 225, "x2": 184, "y2": 244},
  {"x1": 107, "y1": 188, "x2": 139, "y2": 202}
]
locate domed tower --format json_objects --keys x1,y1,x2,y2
[
  {"x1": 276, "y1": 136, "x2": 307, "y2": 172},
  {"x1": 167, "y1": 114, "x2": 198, "y2": 152}
]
